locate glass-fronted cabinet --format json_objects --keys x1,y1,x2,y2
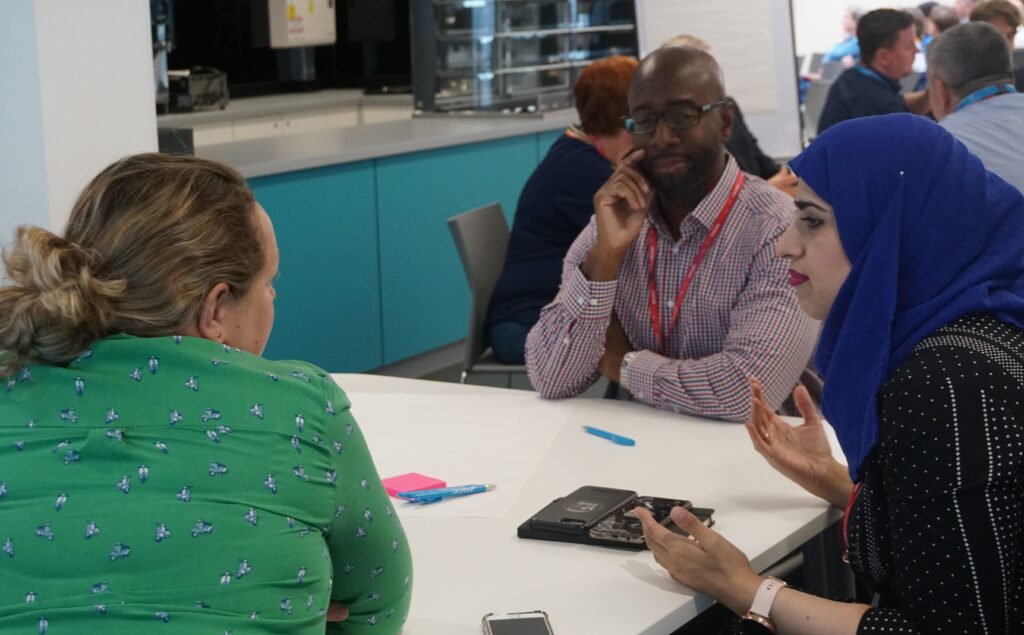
[{"x1": 411, "y1": 0, "x2": 637, "y2": 115}]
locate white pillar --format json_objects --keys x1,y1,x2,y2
[{"x1": 0, "y1": 0, "x2": 157, "y2": 243}]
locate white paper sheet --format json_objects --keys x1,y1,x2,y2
[{"x1": 347, "y1": 392, "x2": 568, "y2": 519}]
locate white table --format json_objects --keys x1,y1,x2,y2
[{"x1": 335, "y1": 374, "x2": 843, "y2": 635}]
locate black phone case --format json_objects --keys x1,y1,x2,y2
[
  {"x1": 526, "y1": 485, "x2": 638, "y2": 535},
  {"x1": 518, "y1": 487, "x2": 715, "y2": 551}
]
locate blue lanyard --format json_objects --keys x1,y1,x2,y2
[
  {"x1": 854, "y1": 64, "x2": 889, "y2": 86},
  {"x1": 955, "y1": 83, "x2": 1018, "y2": 112}
]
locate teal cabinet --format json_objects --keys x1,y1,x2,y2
[
  {"x1": 375, "y1": 136, "x2": 537, "y2": 364},
  {"x1": 242, "y1": 130, "x2": 557, "y2": 371},
  {"x1": 249, "y1": 162, "x2": 382, "y2": 372},
  {"x1": 536, "y1": 128, "x2": 565, "y2": 162}
]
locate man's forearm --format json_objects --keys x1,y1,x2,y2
[{"x1": 581, "y1": 244, "x2": 626, "y2": 282}]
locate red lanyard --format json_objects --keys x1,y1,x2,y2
[
  {"x1": 841, "y1": 482, "x2": 863, "y2": 564},
  {"x1": 646, "y1": 171, "x2": 745, "y2": 353}
]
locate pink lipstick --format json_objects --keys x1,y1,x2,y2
[{"x1": 789, "y1": 269, "x2": 809, "y2": 286}]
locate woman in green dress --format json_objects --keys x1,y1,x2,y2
[{"x1": 0, "y1": 153, "x2": 412, "y2": 634}]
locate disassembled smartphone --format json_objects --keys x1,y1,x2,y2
[
  {"x1": 528, "y1": 485, "x2": 637, "y2": 535},
  {"x1": 482, "y1": 610, "x2": 554, "y2": 635},
  {"x1": 588, "y1": 496, "x2": 692, "y2": 545}
]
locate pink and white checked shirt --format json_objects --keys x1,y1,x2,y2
[{"x1": 525, "y1": 157, "x2": 819, "y2": 421}]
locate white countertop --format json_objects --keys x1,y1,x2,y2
[
  {"x1": 197, "y1": 109, "x2": 578, "y2": 178},
  {"x1": 157, "y1": 89, "x2": 413, "y2": 128}
]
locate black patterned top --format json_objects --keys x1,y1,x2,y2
[{"x1": 849, "y1": 314, "x2": 1024, "y2": 633}]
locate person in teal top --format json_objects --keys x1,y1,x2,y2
[
  {"x1": 822, "y1": 8, "x2": 862, "y2": 64},
  {"x1": 0, "y1": 153, "x2": 412, "y2": 634}
]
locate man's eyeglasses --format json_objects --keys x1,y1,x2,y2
[{"x1": 623, "y1": 100, "x2": 729, "y2": 135}]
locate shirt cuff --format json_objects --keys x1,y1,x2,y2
[
  {"x1": 621, "y1": 350, "x2": 669, "y2": 405},
  {"x1": 559, "y1": 264, "x2": 617, "y2": 319}
]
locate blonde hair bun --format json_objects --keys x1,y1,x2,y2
[
  {"x1": 0, "y1": 226, "x2": 126, "y2": 372},
  {"x1": 0, "y1": 152, "x2": 260, "y2": 374}
]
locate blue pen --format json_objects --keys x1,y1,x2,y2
[
  {"x1": 397, "y1": 484, "x2": 496, "y2": 504},
  {"x1": 582, "y1": 426, "x2": 636, "y2": 446}
]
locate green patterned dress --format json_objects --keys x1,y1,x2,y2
[{"x1": 0, "y1": 334, "x2": 412, "y2": 634}]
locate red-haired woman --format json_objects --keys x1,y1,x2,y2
[{"x1": 487, "y1": 56, "x2": 638, "y2": 365}]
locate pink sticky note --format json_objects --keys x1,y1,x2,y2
[{"x1": 382, "y1": 472, "x2": 446, "y2": 497}]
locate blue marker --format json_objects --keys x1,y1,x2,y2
[
  {"x1": 583, "y1": 426, "x2": 635, "y2": 446},
  {"x1": 397, "y1": 484, "x2": 496, "y2": 504}
]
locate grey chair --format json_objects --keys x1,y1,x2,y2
[
  {"x1": 447, "y1": 202, "x2": 528, "y2": 386},
  {"x1": 779, "y1": 365, "x2": 824, "y2": 417},
  {"x1": 899, "y1": 72, "x2": 921, "y2": 94},
  {"x1": 1013, "y1": 48, "x2": 1024, "y2": 69},
  {"x1": 819, "y1": 61, "x2": 844, "y2": 81},
  {"x1": 808, "y1": 52, "x2": 825, "y2": 74},
  {"x1": 802, "y1": 80, "x2": 833, "y2": 143}
]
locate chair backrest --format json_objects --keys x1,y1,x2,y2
[
  {"x1": 1013, "y1": 48, "x2": 1024, "y2": 69},
  {"x1": 779, "y1": 365, "x2": 824, "y2": 417},
  {"x1": 819, "y1": 61, "x2": 844, "y2": 81},
  {"x1": 808, "y1": 52, "x2": 825, "y2": 74},
  {"x1": 446, "y1": 202, "x2": 509, "y2": 370},
  {"x1": 899, "y1": 71, "x2": 920, "y2": 94},
  {"x1": 803, "y1": 81, "x2": 833, "y2": 142}
]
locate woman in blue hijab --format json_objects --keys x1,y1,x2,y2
[{"x1": 637, "y1": 114, "x2": 1024, "y2": 633}]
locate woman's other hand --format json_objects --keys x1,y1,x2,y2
[
  {"x1": 746, "y1": 377, "x2": 852, "y2": 508},
  {"x1": 636, "y1": 505, "x2": 761, "y2": 615}
]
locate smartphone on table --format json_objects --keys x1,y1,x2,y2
[
  {"x1": 528, "y1": 485, "x2": 637, "y2": 534},
  {"x1": 482, "y1": 610, "x2": 554, "y2": 635}
]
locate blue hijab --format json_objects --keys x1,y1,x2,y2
[{"x1": 789, "y1": 114, "x2": 1024, "y2": 480}]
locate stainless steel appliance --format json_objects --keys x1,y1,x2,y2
[
  {"x1": 151, "y1": 0, "x2": 174, "y2": 113},
  {"x1": 411, "y1": 0, "x2": 638, "y2": 115}
]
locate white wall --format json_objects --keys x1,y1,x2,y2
[
  {"x1": 791, "y1": 0, "x2": 899, "y2": 57},
  {"x1": 0, "y1": 1, "x2": 50, "y2": 245},
  {"x1": 636, "y1": 0, "x2": 803, "y2": 158},
  {"x1": 0, "y1": 0, "x2": 157, "y2": 244}
]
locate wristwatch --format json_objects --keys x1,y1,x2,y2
[
  {"x1": 619, "y1": 351, "x2": 639, "y2": 391},
  {"x1": 737, "y1": 577, "x2": 787, "y2": 634}
]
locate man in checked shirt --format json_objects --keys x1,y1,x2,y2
[{"x1": 525, "y1": 46, "x2": 819, "y2": 421}]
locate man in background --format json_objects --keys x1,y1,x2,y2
[
  {"x1": 928, "y1": 22, "x2": 1024, "y2": 190},
  {"x1": 956, "y1": 0, "x2": 977, "y2": 20},
  {"x1": 818, "y1": 9, "x2": 921, "y2": 133},
  {"x1": 971, "y1": 0, "x2": 1021, "y2": 42},
  {"x1": 969, "y1": 0, "x2": 1023, "y2": 89},
  {"x1": 928, "y1": 4, "x2": 963, "y2": 32}
]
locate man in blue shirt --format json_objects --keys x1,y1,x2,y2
[
  {"x1": 818, "y1": 9, "x2": 918, "y2": 134},
  {"x1": 927, "y1": 22, "x2": 1024, "y2": 191}
]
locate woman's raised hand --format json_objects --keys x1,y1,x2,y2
[{"x1": 746, "y1": 377, "x2": 851, "y2": 508}]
